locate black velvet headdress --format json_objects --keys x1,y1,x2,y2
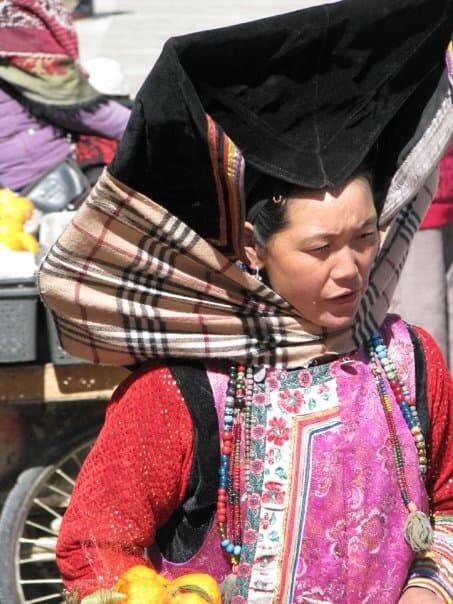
[{"x1": 110, "y1": 0, "x2": 452, "y2": 249}]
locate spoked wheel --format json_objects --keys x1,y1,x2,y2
[{"x1": 0, "y1": 434, "x2": 96, "y2": 604}]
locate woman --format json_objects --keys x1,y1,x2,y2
[
  {"x1": 0, "y1": 0, "x2": 130, "y2": 191},
  {"x1": 38, "y1": 0, "x2": 453, "y2": 602}
]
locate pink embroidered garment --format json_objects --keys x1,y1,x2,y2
[{"x1": 149, "y1": 317, "x2": 429, "y2": 603}]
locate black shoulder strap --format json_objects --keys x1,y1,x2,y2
[
  {"x1": 407, "y1": 325, "x2": 430, "y2": 445},
  {"x1": 154, "y1": 361, "x2": 219, "y2": 562}
]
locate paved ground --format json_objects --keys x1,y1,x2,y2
[{"x1": 76, "y1": 0, "x2": 339, "y2": 97}]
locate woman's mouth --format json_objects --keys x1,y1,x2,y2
[{"x1": 329, "y1": 290, "x2": 360, "y2": 305}]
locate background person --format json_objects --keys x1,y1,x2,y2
[{"x1": 0, "y1": 0, "x2": 130, "y2": 192}]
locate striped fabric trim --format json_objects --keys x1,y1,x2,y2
[
  {"x1": 38, "y1": 89, "x2": 453, "y2": 367},
  {"x1": 206, "y1": 115, "x2": 246, "y2": 259},
  {"x1": 277, "y1": 409, "x2": 341, "y2": 603},
  {"x1": 407, "y1": 515, "x2": 453, "y2": 602},
  {"x1": 405, "y1": 577, "x2": 451, "y2": 603}
]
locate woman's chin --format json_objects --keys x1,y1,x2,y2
[{"x1": 314, "y1": 310, "x2": 359, "y2": 331}]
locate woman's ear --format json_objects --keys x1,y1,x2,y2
[{"x1": 243, "y1": 221, "x2": 265, "y2": 270}]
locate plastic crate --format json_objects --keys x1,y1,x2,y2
[
  {"x1": 46, "y1": 310, "x2": 85, "y2": 365},
  {"x1": 0, "y1": 279, "x2": 38, "y2": 363}
]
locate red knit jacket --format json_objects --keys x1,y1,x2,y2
[
  {"x1": 421, "y1": 143, "x2": 453, "y2": 229},
  {"x1": 56, "y1": 327, "x2": 453, "y2": 597}
]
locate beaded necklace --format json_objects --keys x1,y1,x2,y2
[
  {"x1": 217, "y1": 332, "x2": 433, "y2": 571},
  {"x1": 217, "y1": 364, "x2": 254, "y2": 569},
  {"x1": 367, "y1": 333, "x2": 433, "y2": 552}
]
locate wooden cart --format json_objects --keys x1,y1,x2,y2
[{"x1": 0, "y1": 362, "x2": 129, "y2": 604}]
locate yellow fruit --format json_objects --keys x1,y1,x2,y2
[
  {"x1": 115, "y1": 565, "x2": 168, "y2": 603},
  {"x1": 166, "y1": 573, "x2": 221, "y2": 604},
  {"x1": 0, "y1": 189, "x2": 17, "y2": 204},
  {"x1": 0, "y1": 222, "x2": 23, "y2": 250},
  {"x1": 0, "y1": 218, "x2": 22, "y2": 232},
  {"x1": 14, "y1": 195, "x2": 35, "y2": 220},
  {"x1": 0, "y1": 190, "x2": 34, "y2": 224},
  {"x1": 17, "y1": 232, "x2": 40, "y2": 253},
  {"x1": 114, "y1": 566, "x2": 221, "y2": 604}
]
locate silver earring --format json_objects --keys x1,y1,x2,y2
[
  {"x1": 254, "y1": 267, "x2": 262, "y2": 281},
  {"x1": 235, "y1": 260, "x2": 248, "y2": 272}
]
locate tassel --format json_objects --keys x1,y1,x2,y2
[
  {"x1": 220, "y1": 573, "x2": 237, "y2": 603},
  {"x1": 404, "y1": 508, "x2": 434, "y2": 552}
]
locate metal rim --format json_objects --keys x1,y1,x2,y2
[{"x1": 13, "y1": 439, "x2": 93, "y2": 604}]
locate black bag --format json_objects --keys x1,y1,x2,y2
[{"x1": 22, "y1": 157, "x2": 91, "y2": 213}]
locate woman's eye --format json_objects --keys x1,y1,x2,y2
[
  {"x1": 359, "y1": 231, "x2": 376, "y2": 240},
  {"x1": 311, "y1": 244, "x2": 330, "y2": 253}
]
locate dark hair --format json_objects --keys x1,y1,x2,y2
[
  {"x1": 246, "y1": 197, "x2": 290, "y2": 247},
  {"x1": 247, "y1": 168, "x2": 374, "y2": 248}
]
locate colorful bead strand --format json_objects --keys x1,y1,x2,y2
[
  {"x1": 218, "y1": 364, "x2": 254, "y2": 567},
  {"x1": 368, "y1": 333, "x2": 433, "y2": 552}
]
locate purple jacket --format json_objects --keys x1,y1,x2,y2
[{"x1": 0, "y1": 88, "x2": 130, "y2": 191}]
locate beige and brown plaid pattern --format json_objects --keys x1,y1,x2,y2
[{"x1": 38, "y1": 91, "x2": 453, "y2": 368}]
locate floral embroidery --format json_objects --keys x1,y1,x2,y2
[
  {"x1": 251, "y1": 424, "x2": 266, "y2": 439},
  {"x1": 250, "y1": 459, "x2": 264, "y2": 475},
  {"x1": 326, "y1": 518, "x2": 348, "y2": 558},
  {"x1": 247, "y1": 494, "x2": 261, "y2": 510},
  {"x1": 262, "y1": 480, "x2": 285, "y2": 505},
  {"x1": 253, "y1": 392, "x2": 267, "y2": 407},
  {"x1": 358, "y1": 510, "x2": 387, "y2": 553},
  {"x1": 317, "y1": 381, "x2": 330, "y2": 394},
  {"x1": 266, "y1": 375, "x2": 280, "y2": 390},
  {"x1": 260, "y1": 512, "x2": 270, "y2": 530},
  {"x1": 236, "y1": 563, "x2": 252, "y2": 578},
  {"x1": 244, "y1": 366, "x2": 342, "y2": 602},
  {"x1": 266, "y1": 417, "x2": 290, "y2": 445},
  {"x1": 243, "y1": 529, "x2": 258, "y2": 545},
  {"x1": 278, "y1": 388, "x2": 305, "y2": 414},
  {"x1": 298, "y1": 369, "x2": 313, "y2": 388},
  {"x1": 265, "y1": 447, "x2": 275, "y2": 465}
]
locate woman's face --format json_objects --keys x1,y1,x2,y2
[{"x1": 247, "y1": 177, "x2": 379, "y2": 330}]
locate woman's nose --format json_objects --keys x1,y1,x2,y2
[{"x1": 331, "y1": 248, "x2": 360, "y2": 282}]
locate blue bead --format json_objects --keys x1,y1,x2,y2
[
  {"x1": 233, "y1": 545, "x2": 242, "y2": 556},
  {"x1": 226, "y1": 543, "x2": 235, "y2": 553},
  {"x1": 221, "y1": 539, "x2": 230, "y2": 548}
]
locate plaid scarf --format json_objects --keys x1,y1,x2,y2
[{"x1": 38, "y1": 89, "x2": 453, "y2": 368}]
